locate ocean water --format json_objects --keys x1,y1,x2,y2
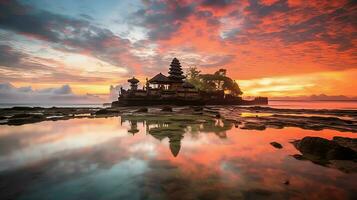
[
  {"x1": 267, "y1": 100, "x2": 357, "y2": 110},
  {"x1": 0, "y1": 116, "x2": 356, "y2": 199}
]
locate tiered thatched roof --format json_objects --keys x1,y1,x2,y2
[{"x1": 168, "y1": 58, "x2": 185, "y2": 83}]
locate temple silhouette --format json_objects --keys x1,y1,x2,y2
[{"x1": 112, "y1": 58, "x2": 267, "y2": 106}]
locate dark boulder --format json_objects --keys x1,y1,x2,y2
[
  {"x1": 293, "y1": 136, "x2": 356, "y2": 160},
  {"x1": 333, "y1": 136, "x2": 357, "y2": 152},
  {"x1": 270, "y1": 142, "x2": 283, "y2": 149},
  {"x1": 292, "y1": 154, "x2": 305, "y2": 160}
]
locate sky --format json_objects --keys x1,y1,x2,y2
[{"x1": 0, "y1": 0, "x2": 356, "y2": 103}]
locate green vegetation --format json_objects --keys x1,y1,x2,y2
[{"x1": 186, "y1": 67, "x2": 243, "y2": 96}]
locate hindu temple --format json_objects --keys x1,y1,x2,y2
[{"x1": 112, "y1": 58, "x2": 268, "y2": 106}]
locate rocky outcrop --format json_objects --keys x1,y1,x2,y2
[
  {"x1": 94, "y1": 109, "x2": 120, "y2": 115},
  {"x1": 7, "y1": 114, "x2": 45, "y2": 125},
  {"x1": 333, "y1": 136, "x2": 357, "y2": 152},
  {"x1": 292, "y1": 137, "x2": 356, "y2": 160},
  {"x1": 292, "y1": 136, "x2": 357, "y2": 173}
]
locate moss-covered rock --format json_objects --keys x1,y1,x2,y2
[
  {"x1": 136, "y1": 107, "x2": 148, "y2": 113},
  {"x1": 241, "y1": 122, "x2": 266, "y2": 130},
  {"x1": 161, "y1": 106, "x2": 173, "y2": 112}
]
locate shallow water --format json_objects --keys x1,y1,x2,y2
[{"x1": 0, "y1": 116, "x2": 356, "y2": 200}]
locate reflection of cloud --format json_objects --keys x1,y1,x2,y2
[
  {"x1": 0, "y1": 116, "x2": 356, "y2": 199},
  {"x1": 0, "y1": 118, "x2": 129, "y2": 171}
]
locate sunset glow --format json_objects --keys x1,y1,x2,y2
[{"x1": 0, "y1": 0, "x2": 356, "y2": 103}]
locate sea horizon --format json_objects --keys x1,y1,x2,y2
[{"x1": 1, "y1": 100, "x2": 357, "y2": 110}]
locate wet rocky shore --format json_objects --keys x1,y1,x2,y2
[{"x1": 1, "y1": 105, "x2": 356, "y2": 132}]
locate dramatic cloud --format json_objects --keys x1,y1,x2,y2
[
  {"x1": 0, "y1": 83, "x2": 104, "y2": 104},
  {"x1": 0, "y1": 0, "x2": 138, "y2": 69},
  {"x1": 0, "y1": 44, "x2": 51, "y2": 71},
  {"x1": 0, "y1": 44, "x2": 112, "y2": 85},
  {"x1": 0, "y1": 0, "x2": 356, "y2": 100},
  {"x1": 202, "y1": 0, "x2": 234, "y2": 8},
  {"x1": 132, "y1": 0, "x2": 195, "y2": 40},
  {"x1": 0, "y1": 45, "x2": 25, "y2": 67}
]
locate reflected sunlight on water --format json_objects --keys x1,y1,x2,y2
[
  {"x1": 0, "y1": 117, "x2": 356, "y2": 200},
  {"x1": 267, "y1": 100, "x2": 357, "y2": 110}
]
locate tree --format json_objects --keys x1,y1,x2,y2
[
  {"x1": 186, "y1": 66, "x2": 204, "y2": 90},
  {"x1": 186, "y1": 66, "x2": 201, "y2": 80},
  {"x1": 185, "y1": 67, "x2": 243, "y2": 96},
  {"x1": 222, "y1": 78, "x2": 243, "y2": 96}
]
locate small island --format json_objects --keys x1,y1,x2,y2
[{"x1": 112, "y1": 58, "x2": 268, "y2": 107}]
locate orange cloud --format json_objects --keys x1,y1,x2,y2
[{"x1": 1, "y1": 0, "x2": 356, "y2": 98}]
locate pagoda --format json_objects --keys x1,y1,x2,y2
[
  {"x1": 127, "y1": 77, "x2": 139, "y2": 90},
  {"x1": 168, "y1": 58, "x2": 185, "y2": 89}
]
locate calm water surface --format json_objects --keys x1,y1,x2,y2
[
  {"x1": 267, "y1": 100, "x2": 357, "y2": 109},
  {"x1": 1, "y1": 100, "x2": 357, "y2": 109},
  {"x1": 0, "y1": 116, "x2": 356, "y2": 200}
]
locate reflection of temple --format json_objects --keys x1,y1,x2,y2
[
  {"x1": 121, "y1": 116, "x2": 234, "y2": 157},
  {"x1": 127, "y1": 120, "x2": 139, "y2": 135}
]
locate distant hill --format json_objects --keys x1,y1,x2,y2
[{"x1": 270, "y1": 94, "x2": 357, "y2": 101}]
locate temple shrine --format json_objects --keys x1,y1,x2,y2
[{"x1": 112, "y1": 58, "x2": 268, "y2": 106}]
